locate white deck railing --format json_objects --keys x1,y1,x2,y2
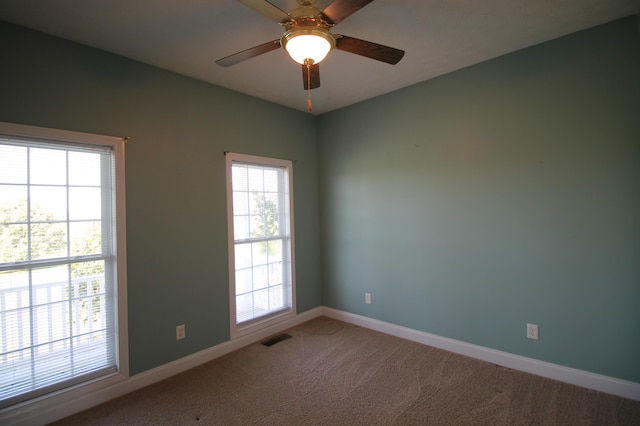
[{"x1": 0, "y1": 274, "x2": 107, "y2": 368}]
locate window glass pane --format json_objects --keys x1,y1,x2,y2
[
  {"x1": 72, "y1": 260, "x2": 105, "y2": 279},
  {"x1": 2, "y1": 310, "x2": 32, "y2": 361},
  {"x1": 268, "y1": 262, "x2": 283, "y2": 286},
  {"x1": 69, "y1": 151, "x2": 101, "y2": 186},
  {"x1": 248, "y1": 192, "x2": 261, "y2": 216},
  {"x1": 32, "y1": 265, "x2": 69, "y2": 347},
  {"x1": 234, "y1": 243, "x2": 251, "y2": 270},
  {"x1": 0, "y1": 144, "x2": 27, "y2": 184},
  {"x1": 231, "y1": 166, "x2": 248, "y2": 191},
  {"x1": 69, "y1": 187, "x2": 101, "y2": 220},
  {"x1": 263, "y1": 169, "x2": 279, "y2": 193},
  {"x1": 249, "y1": 193, "x2": 279, "y2": 237},
  {"x1": 250, "y1": 214, "x2": 263, "y2": 239},
  {"x1": 70, "y1": 221, "x2": 102, "y2": 256},
  {"x1": 247, "y1": 167, "x2": 263, "y2": 192},
  {"x1": 30, "y1": 186, "x2": 67, "y2": 221},
  {"x1": 71, "y1": 260, "x2": 107, "y2": 335},
  {"x1": 249, "y1": 191, "x2": 264, "y2": 215},
  {"x1": 0, "y1": 271, "x2": 31, "y2": 361},
  {"x1": 0, "y1": 185, "x2": 28, "y2": 223},
  {"x1": 32, "y1": 265, "x2": 68, "y2": 304},
  {"x1": 32, "y1": 343, "x2": 71, "y2": 383},
  {"x1": 233, "y1": 192, "x2": 249, "y2": 215},
  {"x1": 258, "y1": 193, "x2": 279, "y2": 237},
  {"x1": 269, "y1": 285, "x2": 284, "y2": 311},
  {"x1": 253, "y1": 288, "x2": 269, "y2": 315},
  {"x1": 235, "y1": 268, "x2": 252, "y2": 295},
  {"x1": 1, "y1": 224, "x2": 28, "y2": 262},
  {"x1": 0, "y1": 269, "x2": 29, "y2": 300},
  {"x1": 251, "y1": 242, "x2": 267, "y2": 267},
  {"x1": 33, "y1": 299, "x2": 69, "y2": 346},
  {"x1": 253, "y1": 264, "x2": 268, "y2": 290},
  {"x1": 267, "y1": 240, "x2": 282, "y2": 263},
  {"x1": 233, "y1": 215, "x2": 250, "y2": 240},
  {"x1": 32, "y1": 265, "x2": 68, "y2": 286},
  {"x1": 30, "y1": 148, "x2": 66, "y2": 185},
  {"x1": 236, "y1": 293, "x2": 253, "y2": 323},
  {"x1": 30, "y1": 223, "x2": 67, "y2": 260},
  {"x1": 71, "y1": 277, "x2": 104, "y2": 335}
]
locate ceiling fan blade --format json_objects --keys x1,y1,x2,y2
[
  {"x1": 236, "y1": 0, "x2": 292, "y2": 24},
  {"x1": 321, "y1": 0, "x2": 374, "y2": 25},
  {"x1": 335, "y1": 35, "x2": 405, "y2": 65},
  {"x1": 302, "y1": 63, "x2": 320, "y2": 90},
  {"x1": 216, "y1": 39, "x2": 281, "y2": 67}
]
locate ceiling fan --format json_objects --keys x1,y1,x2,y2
[{"x1": 216, "y1": 0, "x2": 405, "y2": 108}]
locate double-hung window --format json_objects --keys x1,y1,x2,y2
[
  {"x1": 0, "y1": 122, "x2": 127, "y2": 409},
  {"x1": 226, "y1": 153, "x2": 295, "y2": 338}
]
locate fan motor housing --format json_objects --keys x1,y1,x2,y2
[{"x1": 281, "y1": 25, "x2": 336, "y2": 48}]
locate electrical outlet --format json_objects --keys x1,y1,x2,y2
[
  {"x1": 365, "y1": 293, "x2": 372, "y2": 304},
  {"x1": 527, "y1": 323, "x2": 539, "y2": 340},
  {"x1": 176, "y1": 324, "x2": 186, "y2": 340}
]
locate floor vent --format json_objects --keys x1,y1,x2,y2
[{"x1": 261, "y1": 333, "x2": 292, "y2": 347}]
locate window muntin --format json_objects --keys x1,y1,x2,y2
[
  {"x1": 0, "y1": 122, "x2": 127, "y2": 409},
  {"x1": 226, "y1": 153, "x2": 295, "y2": 337}
]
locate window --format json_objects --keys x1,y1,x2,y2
[
  {"x1": 0, "y1": 122, "x2": 127, "y2": 409},
  {"x1": 226, "y1": 153, "x2": 296, "y2": 338}
]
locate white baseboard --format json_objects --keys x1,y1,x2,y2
[
  {"x1": 4, "y1": 305, "x2": 638, "y2": 425},
  {"x1": 321, "y1": 307, "x2": 640, "y2": 402},
  {"x1": 1, "y1": 307, "x2": 323, "y2": 426}
]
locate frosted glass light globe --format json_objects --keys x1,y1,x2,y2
[{"x1": 283, "y1": 30, "x2": 334, "y2": 64}]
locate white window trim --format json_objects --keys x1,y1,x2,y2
[
  {"x1": 225, "y1": 152, "x2": 296, "y2": 340},
  {"x1": 0, "y1": 121, "x2": 128, "y2": 418}
]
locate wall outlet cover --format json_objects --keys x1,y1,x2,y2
[
  {"x1": 527, "y1": 323, "x2": 539, "y2": 340},
  {"x1": 176, "y1": 324, "x2": 186, "y2": 340}
]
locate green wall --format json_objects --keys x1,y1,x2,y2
[
  {"x1": 0, "y1": 21, "x2": 322, "y2": 375},
  {"x1": 1, "y1": 15, "x2": 639, "y2": 384},
  {"x1": 318, "y1": 16, "x2": 640, "y2": 383}
]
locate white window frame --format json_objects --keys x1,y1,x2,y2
[
  {"x1": 225, "y1": 152, "x2": 296, "y2": 339},
  {"x1": 0, "y1": 121, "x2": 128, "y2": 418}
]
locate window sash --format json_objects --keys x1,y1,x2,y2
[
  {"x1": 0, "y1": 124, "x2": 125, "y2": 409},
  {"x1": 226, "y1": 153, "x2": 296, "y2": 338}
]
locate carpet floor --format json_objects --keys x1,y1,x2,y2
[{"x1": 52, "y1": 317, "x2": 640, "y2": 425}]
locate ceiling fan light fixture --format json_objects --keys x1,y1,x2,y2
[{"x1": 282, "y1": 27, "x2": 335, "y2": 65}]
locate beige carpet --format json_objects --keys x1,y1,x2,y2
[{"x1": 52, "y1": 317, "x2": 640, "y2": 425}]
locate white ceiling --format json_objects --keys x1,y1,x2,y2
[{"x1": 0, "y1": 0, "x2": 638, "y2": 115}]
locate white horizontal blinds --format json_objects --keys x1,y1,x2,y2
[
  {"x1": 231, "y1": 160, "x2": 292, "y2": 325},
  {"x1": 0, "y1": 137, "x2": 117, "y2": 408}
]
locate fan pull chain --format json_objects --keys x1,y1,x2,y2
[{"x1": 306, "y1": 62, "x2": 312, "y2": 112}]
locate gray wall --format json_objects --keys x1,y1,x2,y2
[
  {"x1": 318, "y1": 16, "x2": 640, "y2": 383},
  {"x1": 0, "y1": 21, "x2": 322, "y2": 375}
]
